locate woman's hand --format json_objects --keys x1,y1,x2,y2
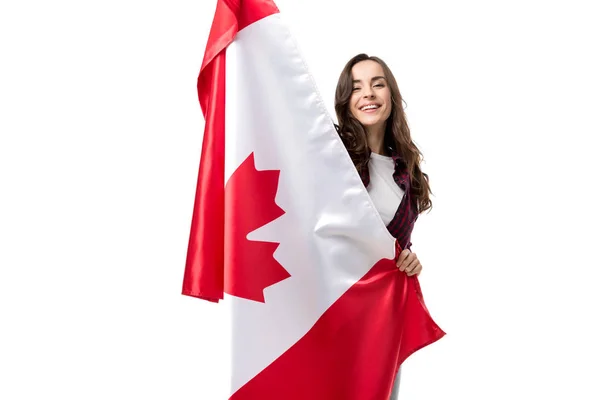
[{"x1": 396, "y1": 249, "x2": 422, "y2": 277}]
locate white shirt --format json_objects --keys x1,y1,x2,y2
[{"x1": 366, "y1": 152, "x2": 405, "y2": 226}]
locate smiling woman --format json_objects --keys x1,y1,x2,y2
[
  {"x1": 334, "y1": 53, "x2": 434, "y2": 399},
  {"x1": 350, "y1": 66, "x2": 393, "y2": 145}
]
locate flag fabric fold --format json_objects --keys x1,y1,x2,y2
[{"x1": 183, "y1": 0, "x2": 445, "y2": 398}]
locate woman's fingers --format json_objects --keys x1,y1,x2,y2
[
  {"x1": 404, "y1": 258, "x2": 419, "y2": 275},
  {"x1": 395, "y1": 249, "x2": 411, "y2": 271},
  {"x1": 406, "y1": 261, "x2": 422, "y2": 276},
  {"x1": 396, "y1": 251, "x2": 422, "y2": 276}
]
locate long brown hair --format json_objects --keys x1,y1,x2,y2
[{"x1": 335, "y1": 53, "x2": 432, "y2": 214}]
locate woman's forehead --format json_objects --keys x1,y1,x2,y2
[{"x1": 351, "y1": 60, "x2": 385, "y2": 80}]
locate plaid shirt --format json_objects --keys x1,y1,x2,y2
[{"x1": 359, "y1": 149, "x2": 417, "y2": 252}]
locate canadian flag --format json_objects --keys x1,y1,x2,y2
[{"x1": 182, "y1": 0, "x2": 445, "y2": 398}]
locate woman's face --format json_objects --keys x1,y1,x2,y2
[{"x1": 349, "y1": 60, "x2": 392, "y2": 132}]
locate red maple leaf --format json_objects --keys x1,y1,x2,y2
[{"x1": 224, "y1": 152, "x2": 290, "y2": 302}]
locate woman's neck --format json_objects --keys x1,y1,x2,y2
[{"x1": 367, "y1": 126, "x2": 386, "y2": 155}]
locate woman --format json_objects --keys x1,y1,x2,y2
[{"x1": 334, "y1": 53, "x2": 433, "y2": 399}]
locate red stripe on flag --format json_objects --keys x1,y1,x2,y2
[
  {"x1": 230, "y1": 258, "x2": 446, "y2": 400},
  {"x1": 183, "y1": 0, "x2": 279, "y2": 301}
]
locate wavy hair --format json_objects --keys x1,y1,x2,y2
[{"x1": 334, "y1": 53, "x2": 432, "y2": 214}]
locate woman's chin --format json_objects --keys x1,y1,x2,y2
[{"x1": 359, "y1": 119, "x2": 384, "y2": 128}]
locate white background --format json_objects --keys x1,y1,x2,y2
[{"x1": 1, "y1": 0, "x2": 599, "y2": 399}]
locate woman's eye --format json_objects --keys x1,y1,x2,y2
[
  {"x1": 374, "y1": 84, "x2": 384, "y2": 88},
  {"x1": 352, "y1": 87, "x2": 360, "y2": 91}
]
